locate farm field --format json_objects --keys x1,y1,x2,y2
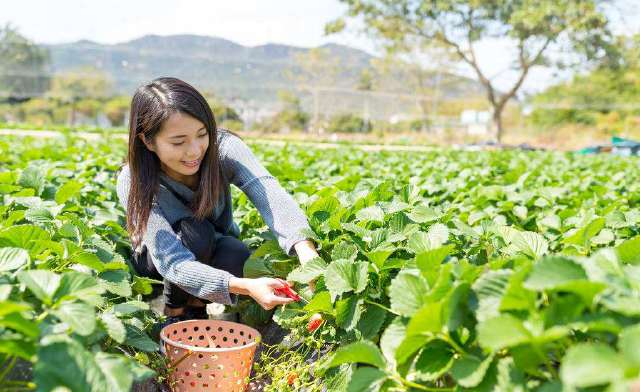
[{"x1": 0, "y1": 134, "x2": 640, "y2": 391}]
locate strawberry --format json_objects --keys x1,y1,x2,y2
[
  {"x1": 306, "y1": 313, "x2": 323, "y2": 332},
  {"x1": 287, "y1": 371, "x2": 298, "y2": 385}
]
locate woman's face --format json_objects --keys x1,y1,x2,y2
[{"x1": 142, "y1": 111, "x2": 209, "y2": 186}]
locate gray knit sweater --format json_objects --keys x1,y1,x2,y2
[{"x1": 116, "y1": 129, "x2": 311, "y2": 305}]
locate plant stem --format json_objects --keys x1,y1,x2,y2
[
  {"x1": 0, "y1": 356, "x2": 17, "y2": 383},
  {"x1": 396, "y1": 375, "x2": 454, "y2": 391},
  {"x1": 439, "y1": 333, "x2": 468, "y2": 355},
  {"x1": 364, "y1": 299, "x2": 398, "y2": 315}
]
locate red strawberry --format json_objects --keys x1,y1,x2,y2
[
  {"x1": 287, "y1": 371, "x2": 298, "y2": 385},
  {"x1": 306, "y1": 313, "x2": 323, "y2": 332}
]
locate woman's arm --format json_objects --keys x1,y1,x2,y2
[
  {"x1": 293, "y1": 239, "x2": 320, "y2": 264},
  {"x1": 218, "y1": 132, "x2": 314, "y2": 256}
]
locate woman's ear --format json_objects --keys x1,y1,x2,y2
[{"x1": 139, "y1": 134, "x2": 155, "y2": 152}]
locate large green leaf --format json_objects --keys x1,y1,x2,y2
[
  {"x1": 0, "y1": 247, "x2": 29, "y2": 272},
  {"x1": 17, "y1": 270, "x2": 61, "y2": 306},
  {"x1": 524, "y1": 256, "x2": 587, "y2": 290},
  {"x1": 324, "y1": 259, "x2": 368, "y2": 300},
  {"x1": 335, "y1": 295, "x2": 363, "y2": 331},
  {"x1": 287, "y1": 257, "x2": 328, "y2": 283},
  {"x1": 560, "y1": 343, "x2": 623, "y2": 388},
  {"x1": 52, "y1": 301, "x2": 96, "y2": 336},
  {"x1": 617, "y1": 236, "x2": 640, "y2": 265},
  {"x1": 477, "y1": 314, "x2": 531, "y2": 351},
  {"x1": 389, "y1": 270, "x2": 428, "y2": 317},
  {"x1": 406, "y1": 224, "x2": 449, "y2": 254},
  {"x1": 451, "y1": 354, "x2": 494, "y2": 388},
  {"x1": 55, "y1": 180, "x2": 83, "y2": 204},
  {"x1": 413, "y1": 339, "x2": 454, "y2": 382},
  {"x1": 346, "y1": 367, "x2": 387, "y2": 392},
  {"x1": 325, "y1": 341, "x2": 387, "y2": 370},
  {"x1": 34, "y1": 335, "x2": 153, "y2": 392}
]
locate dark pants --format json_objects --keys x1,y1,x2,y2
[{"x1": 132, "y1": 217, "x2": 250, "y2": 308}]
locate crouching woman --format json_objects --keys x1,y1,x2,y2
[{"x1": 116, "y1": 77, "x2": 319, "y2": 325}]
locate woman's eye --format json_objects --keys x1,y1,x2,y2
[
  {"x1": 198, "y1": 133, "x2": 207, "y2": 138},
  {"x1": 171, "y1": 142, "x2": 184, "y2": 146}
]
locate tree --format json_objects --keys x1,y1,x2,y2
[
  {"x1": 285, "y1": 48, "x2": 340, "y2": 133},
  {"x1": 327, "y1": 1, "x2": 616, "y2": 142},
  {"x1": 48, "y1": 66, "x2": 111, "y2": 125},
  {"x1": 0, "y1": 24, "x2": 51, "y2": 102}
]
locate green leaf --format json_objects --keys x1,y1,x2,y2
[
  {"x1": 472, "y1": 270, "x2": 512, "y2": 322},
  {"x1": 413, "y1": 339, "x2": 454, "y2": 382},
  {"x1": 332, "y1": 242, "x2": 359, "y2": 261},
  {"x1": 324, "y1": 259, "x2": 368, "y2": 300},
  {"x1": 524, "y1": 256, "x2": 587, "y2": 290},
  {"x1": 619, "y1": 324, "x2": 640, "y2": 366},
  {"x1": 287, "y1": 257, "x2": 328, "y2": 283},
  {"x1": 55, "y1": 180, "x2": 83, "y2": 204},
  {"x1": 389, "y1": 270, "x2": 428, "y2": 317},
  {"x1": 510, "y1": 231, "x2": 548, "y2": 259},
  {"x1": 71, "y1": 251, "x2": 106, "y2": 272},
  {"x1": 100, "y1": 313, "x2": 127, "y2": 344},
  {"x1": 617, "y1": 236, "x2": 640, "y2": 265},
  {"x1": 451, "y1": 354, "x2": 494, "y2": 388},
  {"x1": 477, "y1": 314, "x2": 531, "y2": 351},
  {"x1": 356, "y1": 304, "x2": 387, "y2": 340},
  {"x1": 560, "y1": 343, "x2": 623, "y2": 387},
  {"x1": 346, "y1": 367, "x2": 386, "y2": 392},
  {"x1": 304, "y1": 291, "x2": 334, "y2": 314},
  {"x1": 17, "y1": 270, "x2": 61, "y2": 305},
  {"x1": 325, "y1": 341, "x2": 386, "y2": 370},
  {"x1": 563, "y1": 218, "x2": 606, "y2": 247},
  {"x1": 18, "y1": 165, "x2": 44, "y2": 195},
  {"x1": 406, "y1": 224, "x2": 449, "y2": 254},
  {"x1": 381, "y1": 318, "x2": 406, "y2": 365},
  {"x1": 356, "y1": 206, "x2": 385, "y2": 223},
  {"x1": 112, "y1": 300, "x2": 150, "y2": 316},
  {"x1": 35, "y1": 335, "x2": 152, "y2": 392},
  {"x1": 0, "y1": 247, "x2": 29, "y2": 272},
  {"x1": 336, "y1": 296, "x2": 363, "y2": 331},
  {"x1": 98, "y1": 270, "x2": 132, "y2": 297},
  {"x1": 406, "y1": 302, "x2": 442, "y2": 336},
  {"x1": 407, "y1": 206, "x2": 442, "y2": 223},
  {"x1": 53, "y1": 301, "x2": 96, "y2": 336},
  {"x1": 0, "y1": 224, "x2": 50, "y2": 257},
  {"x1": 124, "y1": 324, "x2": 159, "y2": 352},
  {"x1": 415, "y1": 245, "x2": 454, "y2": 279},
  {"x1": 54, "y1": 271, "x2": 106, "y2": 305}
]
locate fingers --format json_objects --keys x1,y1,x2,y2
[{"x1": 260, "y1": 295, "x2": 294, "y2": 310}]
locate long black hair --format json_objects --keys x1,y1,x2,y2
[{"x1": 125, "y1": 77, "x2": 223, "y2": 247}]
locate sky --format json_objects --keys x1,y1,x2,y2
[{"x1": 2, "y1": 0, "x2": 639, "y2": 95}]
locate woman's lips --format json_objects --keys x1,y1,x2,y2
[{"x1": 181, "y1": 159, "x2": 200, "y2": 168}]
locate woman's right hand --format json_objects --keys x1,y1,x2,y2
[{"x1": 229, "y1": 277, "x2": 295, "y2": 310}]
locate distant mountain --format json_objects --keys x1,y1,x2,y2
[{"x1": 44, "y1": 34, "x2": 484, "y2": 119}]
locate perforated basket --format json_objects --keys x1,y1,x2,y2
[{"x1": 160, "y1": 319, "x2": 261, "y2": 392}]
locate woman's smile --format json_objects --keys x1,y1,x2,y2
[{"x1": 181, "y1": 158, "x2": 201, "y2": 168}]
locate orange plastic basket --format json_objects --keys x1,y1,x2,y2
[{"x1": 160, "y1": 319, "x2": 262, "y2": 392}]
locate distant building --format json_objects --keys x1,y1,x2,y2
[{"x1": 460, "y1": 110, "x2": 491, "y2": 135}]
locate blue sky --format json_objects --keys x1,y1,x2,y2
[{"x1": 2, "y1": 0, "x2": 639, "y2": 94}]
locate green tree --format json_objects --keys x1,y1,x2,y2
[
  {"x1": 48, "y1": 67, "x2": 111, "y2": 125},
  {"x1": 104, "y1": 96, "x2": 130, "y2": 127},
  {"x1": 286, "y1": 48, "x2": 340, "y2": 133},
  {"x1": 0, "y1": 24, "x2": 51, "y2": 101},
  {"x1": 327, "y1": 0, "x2": 615, "y2": 142}
]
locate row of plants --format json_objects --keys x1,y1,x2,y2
[
  {"x1": 1, "y1": 133, "x2": 640, "y2": 391},
  {"x1": 238, "y1": 144, "x2": 640, "y2": 391}
]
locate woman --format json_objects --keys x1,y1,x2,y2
[{"x1": 116, "y1": 77, "x2": 319, "y2": 325}]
